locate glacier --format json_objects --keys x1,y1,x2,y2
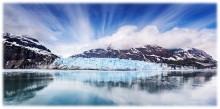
[{"x1": 50, "y1": 57, "x2": 163, "y2": 71}]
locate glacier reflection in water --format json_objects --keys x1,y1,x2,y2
[{"x1": 3, "y1": 70, "x2": 216, "y2": 105}]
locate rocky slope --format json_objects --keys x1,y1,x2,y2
[
  {"x1": 72, "y1": 45, "x2": 217, "y2": 69},
  {"x1": 3, "y1": 33, "x2": 58, "y2": 69}
]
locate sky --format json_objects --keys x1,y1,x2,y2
[{"x1": 4, "y1": 3, "x2": 217, "y2": 58}]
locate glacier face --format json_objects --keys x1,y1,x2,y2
[{"x1": 50, "y1": 57, "x2": 163, "y2": 71}]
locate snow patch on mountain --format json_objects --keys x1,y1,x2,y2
[
  {"x1": 3, "y1": 33, "x2": 41, "y2": 46},
  {"x1": 4, "y1": 40, "x2": 53, "y2": 56},
  {"x1": 3, "y1": 33, "x2": 53, "y2": 56},
  {"x1": 171, "y1": 48, "x2": 213, "y2": 61}
]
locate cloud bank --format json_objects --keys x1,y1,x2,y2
[{"x1": 56, "y1": 25, "x2": 216, "y2": 59}]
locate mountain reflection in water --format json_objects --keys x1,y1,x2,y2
[
  {"x1": 4, "y1": 72, "x2": 53, "y2": 105},
  {"x1": 3, "y1": 70, "x2": 216, "y2": 105}
]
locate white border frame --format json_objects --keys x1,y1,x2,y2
[{"x1": 0, "y1": 0, "x2": 219, "y2": 109}]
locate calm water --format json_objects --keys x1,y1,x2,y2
[{"x1": 3, "y1": 70, "x2": 217, "y2": 106}]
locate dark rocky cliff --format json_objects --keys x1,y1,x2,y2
[{"x1": 3, "y1": 33, "x2": 58, "y2": 69}]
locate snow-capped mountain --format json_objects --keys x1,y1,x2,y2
[
  {"x1": 3, "y1": 33, "x2": 58, "y2": 69},
  {"x1": 170, "y1": 48, "x2": 213, "y2": 61},
  {"x1": 72, "y1": 45, "x2": 216, "y2": 69},
  {"x1": 3, "y1": 32, "x2": 216, "y2": 70}
]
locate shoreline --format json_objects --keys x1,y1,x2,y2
[{"x1": 3, "y1": 68, "x2": 217, "y2": 73}]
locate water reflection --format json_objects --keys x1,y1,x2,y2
[
  {"x1": 53, "y1": 71, "x2": 216, "y2": 93},
  {"x1": 3, "y1": 70, "x2": 216, "y2": 105},
  {"x1": 4, "y1": 72, "x2": 53, "y2": 105}
]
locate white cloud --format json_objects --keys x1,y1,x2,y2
[
  {"x1": 4, "y1": 5, "x2": 59, "y2": 42},
  {"x1": 60, "y1": 25, "x2": 216, "y2": 59},
  {"x1": 63, "y1": 5, "x2": 95, "y2": 43},
  {"x1": 4, "y1": 4, "x2": 95, "y2": 50}
]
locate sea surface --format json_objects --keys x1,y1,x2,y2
[{"x1": 3, "y1": 69, "x2": 217, "y2": 106}]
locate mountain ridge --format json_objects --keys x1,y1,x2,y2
[{"x1": 71, "y1": 45, "x2": 216, "y2": 69}]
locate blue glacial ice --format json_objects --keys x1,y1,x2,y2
[{"x1": 50, "y1": 57, "x2": 163, "y2": 70}]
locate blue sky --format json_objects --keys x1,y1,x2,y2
[{"x1": 4, "y1": 3, "x2": 217, "y2": 58}]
